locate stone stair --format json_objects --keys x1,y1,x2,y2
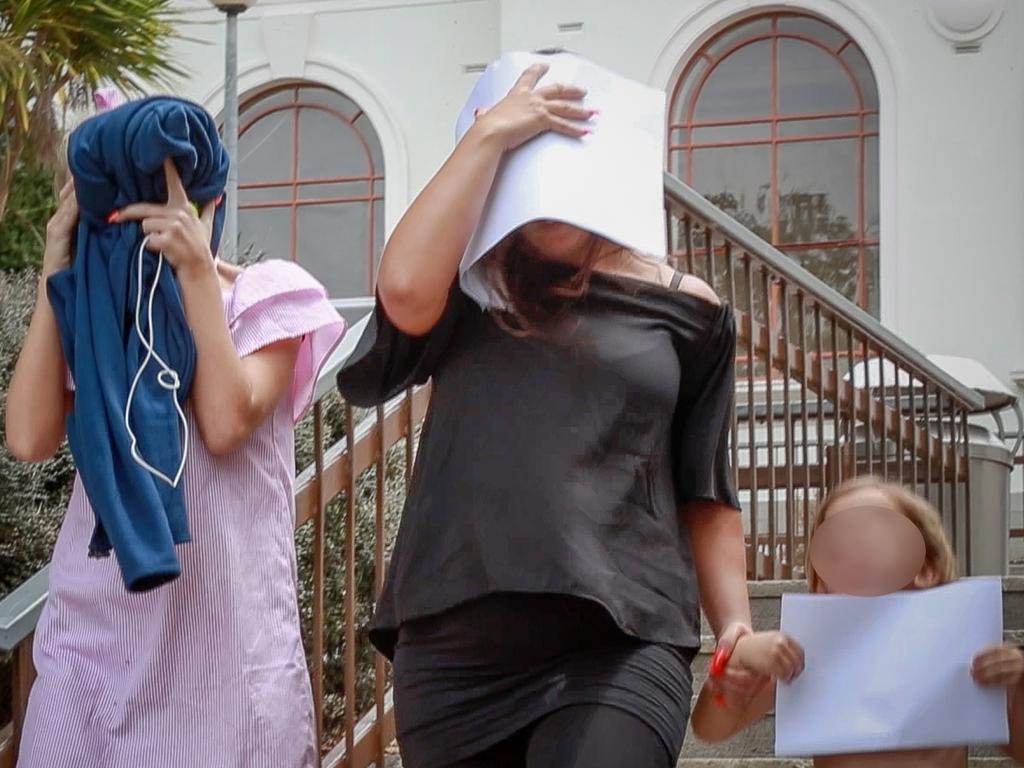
[{"x1": 682, "y1": 578, "x2": 1024, "y2": 767}]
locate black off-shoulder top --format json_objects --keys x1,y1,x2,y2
[{"x1": 337, "y1": 267, "x2": 740, "y2": 660}]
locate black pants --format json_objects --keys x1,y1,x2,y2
[{"x1": 436, "y1": 704, "x2": 672, "y2": 768}]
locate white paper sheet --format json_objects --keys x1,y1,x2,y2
[
  {"x1": 454, "y1": 51, "x2": 667, "y2": 309},
  {"x1": 775, "y1": 577, "x2": 1008, "y2": 756}
]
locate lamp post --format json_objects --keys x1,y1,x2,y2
[{"x1": 209, "y1": 0, "x2": 256, "y2": 262}]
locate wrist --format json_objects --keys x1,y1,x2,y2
[
  {"x1": 39, "y1": 261, "x2": 67, "y2": 281},
  {"x1": 717, "y1": 618, "x2": 753, "y2": 638},
  {"x1": 36, "y1": 272, "x2": 55, "y2": 300},
  {"x1": 463, "y1": 118, "x2": 508, "y2": 156},
  {"x1": 175, "y1": 255, "x2": 217, "y2": 284}
]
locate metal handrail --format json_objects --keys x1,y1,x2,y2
[
  {"x1": 663, "y1": 171, "x2": 985, "y2": 412},
  {"x1": 0, "y1": 568, "x2": 48, "y2": 652}
]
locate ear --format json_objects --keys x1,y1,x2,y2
[{"x1": 912, "y1": 562, "x2": 941, "y2": 589}]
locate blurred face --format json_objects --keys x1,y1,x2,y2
[
  {"x1": 809, "y1": 488, "x2": 928, "y2": 597},
  {"x1": 518, "y1": 220, "x2": 593, "y2": 264}
]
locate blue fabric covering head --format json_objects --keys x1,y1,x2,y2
[{"x1": 47, "y1": 96, "x2": 229, "y2": 592}]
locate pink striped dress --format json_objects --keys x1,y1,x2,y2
[{"x1": 18, "y1": 260, "x2": 346, "y2": 768}]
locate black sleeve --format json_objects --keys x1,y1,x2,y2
[
  {"x1": 335, "y1": 283, "x2": 465, "y2": 407},
  {"x1": 673, "y1": 302, "x2": 741, "y2": 510}
]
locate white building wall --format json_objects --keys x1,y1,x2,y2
[{"x1": 166, "y1": 0, "x2": 1024, "y2": 391}]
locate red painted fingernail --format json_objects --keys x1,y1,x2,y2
[
  {"x1": 710, "y1": 649, "x2": 729, "y2": 678},
  {"x1": 107, "y1": 210, "x2": 120, "y2": 224}
]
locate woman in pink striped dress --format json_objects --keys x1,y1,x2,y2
[{"x1": 6, "y1": 161, "x2": 345, "y2": 767}]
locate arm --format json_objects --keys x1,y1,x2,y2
[
  {"x1": 692, "y1": 630, "x2": 802, "y2": 743},
  {"x1": 684, "y1": 500, "x2": 769, "y2": 703},
  {"x1": 117, "y1": 160, "x2": 300, "y2": 456},
  {"x1": 692, "y1": 675, "x2": 776, "y2": 743},
  {"x1": 5, "y1": 181, "x2": 76, "y2": 461},
  {"x1": 377, "y1": 63, "x2": 592, "y2": 335},
  {"x1": 685, "y1": 500, "x2": 751, "y2": 641},
  {"x1": 678, "y1": 274, "x2": 759, "y2": 697},
  {"x1": 175, "y1": 263, "x2": 300, "y2": 455}
]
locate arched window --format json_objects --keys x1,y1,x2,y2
[
  {"x1": 236, "y1": 82, "x2": 385, "y2": 301},
  {"x1": 669, "y1": 13, "x2": 879, "y2": 315}
]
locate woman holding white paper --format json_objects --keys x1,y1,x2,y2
[{"x1": 337, "y1": 53, "x2": 756, "y2": 768}]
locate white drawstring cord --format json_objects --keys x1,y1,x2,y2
[{"x1": 124, "y1": 235, "x2": 189, "y2": 488}]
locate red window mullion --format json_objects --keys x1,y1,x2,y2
[{"x1": 669, "y1": 11, "x2": 879, "y2": 314}]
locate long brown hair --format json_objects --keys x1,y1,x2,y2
[
  {"x1": 805, "y1": 477, "x2": 958, "y2": 594},
  {"x1": 483, "y1": 47, "x2": 601, "y2": 335},
  {"x1": 485, "y1": 228, "x2": 611, "y2": 337}
]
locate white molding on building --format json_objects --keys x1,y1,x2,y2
[{"x1": 194, "y1": 42, "x2": 411, "y2": 239}]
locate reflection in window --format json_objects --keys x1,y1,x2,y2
[
  {"x1": 669, "y1": 13, "x2": 879, "y2": 314},
  {"x1": 236, "y1": 83, "x2": 385, "y2": 300}
]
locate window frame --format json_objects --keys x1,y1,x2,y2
[
  {"x1": 668, "y1": 12, "x2": 880, "y2": 312},
  {"x1": 235, "y1": 81, "x2": 385, "y2": 306}
]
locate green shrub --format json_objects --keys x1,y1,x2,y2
[{"x1": 0, "y1": 161, "x2": 56, "y2": 272}]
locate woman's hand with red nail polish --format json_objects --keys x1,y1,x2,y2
[{"x1": 710, "y1": 648, "x2": 729, "y2": 678}]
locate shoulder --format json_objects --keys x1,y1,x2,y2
[
  {"x1": 225, "y1": 259, "x2": 336, "y2": 336},
  {"x1": 666, "y1": 271, "x2": 735, "y2": 359},
  {"x1": 675, "y1": 273, "x2": 722, "y2": 307},
  {"x1": 230, "y1": 259, "x2": 328, "y2": 310},
  {"x1": 215, "y1": 259, "x2": 244, "y2": 281},
  {"x1": 236, "y1": 258, "x2": 323, "y2": 288}
]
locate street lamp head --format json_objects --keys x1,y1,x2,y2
[{"x1": 208, "y1": 0, "x2": 256, "y2": 11}]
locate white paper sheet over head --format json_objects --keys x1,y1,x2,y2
[{"x1": 455, "y1": 51, "x2": 667, "y2": 309}]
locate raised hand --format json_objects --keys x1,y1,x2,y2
[
  {"x1": 113, "y1": 158, "x2": 218, "y2": 279},
  {"x1": 472, "y1": 63, "x2": 595, "y2": 151}
]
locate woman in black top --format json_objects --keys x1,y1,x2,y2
[{"x1": 337, "y1": 61, "x2": 756, "y2": 768}]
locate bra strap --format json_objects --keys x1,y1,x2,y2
[{"x1": 669, "y1": 269, "x2": 684, "y2": 291}]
